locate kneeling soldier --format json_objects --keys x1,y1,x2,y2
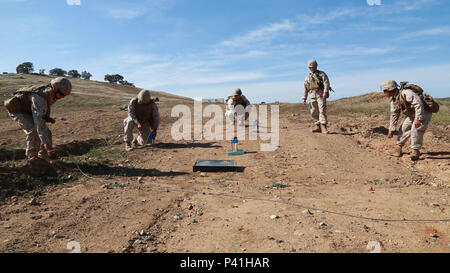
[
  {"x1": 4, "y1": 77, "x2": 72, "y2": 161},
  {"x1": 123, "y1": 89, "x2": 160, "y2": 151}
]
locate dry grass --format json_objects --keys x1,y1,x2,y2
[{"x1": 0, "y1": 74, "x2": 192, "y2": 111}]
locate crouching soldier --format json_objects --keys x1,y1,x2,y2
[
  {"x1": 225, "y1": 88, "x2": 251, "y2": 126},
  {"x1": 123, "y1": 89, "x2": 160, "y2": 151},
  {"x1": 3, "y1": 77, "x2": 72, "y2": 161},
  {"x1": 381, "y1": 80, "x2": 433, "y2": 161},
  {"x1": 302, "y1": 59, "x2": 331, "y2": 134}
]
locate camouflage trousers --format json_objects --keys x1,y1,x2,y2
[
  {"x1": 397, "y1": 111, "x2": 432, "y2": 150},
  {"x1": 123, "y1": 117, "x2": 153, "y2": 146},
  {"x1": 9, "y1": 112, "x2": 52, "y2": 159},
  {"x1": 309, "y1": 92, "x2": 328, "y2": 125}
]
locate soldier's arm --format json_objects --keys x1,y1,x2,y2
[
  {"x1": 30, "y1": 94, "x2": 51, "y2": 145},
  {"x1": 302, "y1": 79, "x2": 309, "y2": 100},
  {"x1": 151, "y1": 102, "x2": 160, "y2": 130},
  {"x1": 389, "y1": 100, "x2": 401, "y2": 132},
  {"x1": 127, "y1": 98, "x2": 139, "y2": 125},
  {"x1": 405, "y1": 90, "x2": 424, "y2": 121},
  {"x1": 321, "y1": 72, "x2": 330, "y2": 93},
  {"x1": 243, "y1": 95, "x2": 251, "y2": 107}
]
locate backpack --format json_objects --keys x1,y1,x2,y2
[
  {"x1": 399, "y1": 82, "x2": 439, "y2": 113},
  {"x1": 3, "y1": 84, "x2": 51, "y2": 114}
]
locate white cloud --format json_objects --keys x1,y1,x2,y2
[
  {"x1": 220, "y1": 19, "x2": 295, "y2": 47},
  {"x1": 66, "y1": 0, "x2": 81, "y2": 6},
  {"x1": 400, "y1": 27, "x2": 450, "y2": 39},
  {"x1": 106, "y1": 7, "x2": 146, "y2": 19}
]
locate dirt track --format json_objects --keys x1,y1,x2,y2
[{"x1": 0, "y1": 106, "x2": 448, "y2": 253}]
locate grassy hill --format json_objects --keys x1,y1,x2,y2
[{"x1": 0, "y1": 73, "x2": 192, "y2": 111}]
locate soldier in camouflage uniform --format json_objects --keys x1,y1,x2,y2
[
  {"x1": 225, "y1": 88, "x2": 251, "y2": 126},
  {"x1": 123, "y1": 89, "x2": 160, "y2": 151},
  {"x1": 4, "y1": 77, "x2": 72, "y2": 161},
  {"x1": 381, "y1": 80, "x2": 432, "y2": 161},
  {"x1": 302, "y1": 60, "x2": 331, "y2": 134}
]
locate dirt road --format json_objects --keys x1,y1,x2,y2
[{"x1": 0, "y1": 106, "x2": 448, "y2": 253}]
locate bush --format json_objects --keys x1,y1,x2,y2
[
  {"x1": 68, "y1": 69, "x2": 81, "y2": 78},
  {"x1": 49, "y1": 68, "x2": 67, "y2": 76},
  {"x1": 16, "y1": 62, "x2": 34, "y2": 74},
  {"x1": 81, "y1": 71, "x2": 92, "y2": 80}
]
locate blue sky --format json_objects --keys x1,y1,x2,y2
[{"x1": 0, "y1": 0, "x2": 449, "y2": 102}]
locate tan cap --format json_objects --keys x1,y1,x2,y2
[
  {"x1": 137, "y1": 89, "x2": 151, "y2": 104},
  {"x1": 233, "y1": 88, "x2": 242, "y2": 96},
  {"x1": 51, "y1": 77, "x2": 72, "y2": 96},
  {"x1": 308, "y1": 59, "x2": 318, "y2": 68},
  {"x1": 381, "y1": 80, "x2": 398, "y2": 92}
]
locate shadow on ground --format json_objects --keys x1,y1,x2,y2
[
  {"x1": 150, "y1": 142, "x2": 222, "y2": 149},
  {"x1": 60, "y1": 162, "x2": 189, "y2": 178},
  {"x1": 424, "y1": 151, "x2": 450, "y2": 160}
]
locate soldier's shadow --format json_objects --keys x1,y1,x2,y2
[
  {"x1": 423, "y1": 151, "x2": 450, "y2": 160},
  {"x1": 60, "y1": 162, "x2": 189, "y2": 177},
  {"x1": 149, "y1": 142, "x2": 222, "y2": 149}
]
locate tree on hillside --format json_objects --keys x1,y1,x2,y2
[
  {"x1": 68, "y1": 69, "x2": 81, "y2": 78},
  {"x1": 104, "y1": 74, "x2": 124, "y2": 84},
  {"x1": 16, "y1": 62, "x2": 34, "y2": 74},
  {"x1": 49, "y1": 68, "x2": 67, "y2": 76},
  {"x1": 81, "y1": 71, "x2": 92, "y2": 80},
  {"x1": 119, "y1": 80, "x2": 135, "y2": 87},
  {"x1": 38, "y1": 69, "x2": 45, "y2": 75}
]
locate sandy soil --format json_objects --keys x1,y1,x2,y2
[{"x1": 0, "y1": 104, "x2": 448, "y2": 253}]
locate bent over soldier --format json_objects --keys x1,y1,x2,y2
[
  {"x1": 381, "y1": 80, "x2": 433, "y2": 161},
  {"x1": 4, "y1": 77, "x2": 72, "y2": 161},
  {"x1": 123, "y1": 89, "x2": 160, "y2": 151}
]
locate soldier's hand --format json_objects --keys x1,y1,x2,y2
[
  {"x1": 322, "y1": 92, "x2": 329, "y2": 100},
  {"x1": 414, "y1": 120, "x2": 422, "y2": 128},
  {"x1": 388, "y1": 131, "x2": 394, "y2": 138},
  {"x1": 44, "y1": 144, "x2": 53, "y2": 156},
  {"x1": 137, "y1": 123, "x2": 143, "y2": 131},
  {"x1": 302, "y1": 99, "x2": 307, "y2": 105}
]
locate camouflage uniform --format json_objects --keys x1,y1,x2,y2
[
  {"x1": 390, "y1": 89, "x2": 432, "y2": 150},
  {"x1": 123, "y1": 97, "x2": 160, "y2": 146},
  {"x1": 302, "y1": 70, "x2": 330, "y2": 125},
  {"x1": 8, "y1": 87, "x2": 55, "y2": 159},
  {"x1": 225, "y1": 95, "x2": 251, "y2": 125}
]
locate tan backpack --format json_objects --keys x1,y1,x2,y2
[
  {"x1": 399, "y1": 82, "x2": 439, "y2": 113},
  {"x1": 4, "y1": 84, "x2": 51, "y2": 114}
]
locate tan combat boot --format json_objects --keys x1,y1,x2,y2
[
  {"x1": 125, "y1": 142, "x2": 133, "y2": 151},
  {"x1": 312, "y1": 124, "x2": 321, "y2": 133},
  {"x1": 410, "y1": 149, "x2": 420, "y2": 161},
  {"x1": 320, "y1": 124, "x2": 329, "y2": 134},
  {"x1": 391, "y1": 146, "x2": 402, "y2": 157}
]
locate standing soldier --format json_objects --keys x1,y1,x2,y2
[
  {"x1": 381, "y1": 80, "x2": 433, "y2": 161},
  {"x1": 225, "y1": 88, "x2": 251, "y2": 126},
  {"x1": 3, "y1": 77, "x2": 72, "y2": 161},
  {"x1": 123, "y1": 89, "x2": 160, "y2": 151},
  {"x1": 302, "y1": 59, "x2": 331, "y2": 134}
]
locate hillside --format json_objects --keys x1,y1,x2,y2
[{"x1": 0, "y1": 74, "x2": 448, "y2": 253}]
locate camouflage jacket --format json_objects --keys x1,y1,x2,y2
[
  {"x1": 127, "y1": 97, "x2": 160, "y2": 129},
  {"x1": 226, "y1": 95, "x2": 250, "y2": 111},
  {"x1": 389, "y1": 89, "x2": 426, "y2": 131},
  {"x1": 302, "y1": 70, "x2": 330, "y2": 100},
  {"x1": 28, "y1": 89, "x2": 56, "y2": 145}
]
